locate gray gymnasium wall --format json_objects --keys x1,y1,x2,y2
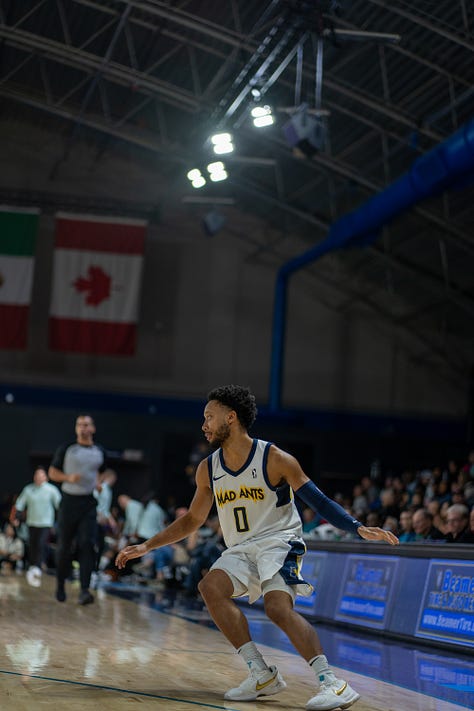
[
  {"x1": 0, "y1": 121, "x2": 465, "y2": 417},
  {"x1": 0, "y1": 208, "x2": 464, "y2": 415}
]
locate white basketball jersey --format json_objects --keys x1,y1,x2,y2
[{"x1": 208, "y1": 439, "x2": 303, "y2": 547}]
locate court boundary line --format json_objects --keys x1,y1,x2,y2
[{"x1": 0, "y1": 668, "x2": 240, "y2": 710}]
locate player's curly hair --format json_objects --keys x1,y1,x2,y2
[{"x1": 207, "y1": 385, "x2": 258, "y2": 431}]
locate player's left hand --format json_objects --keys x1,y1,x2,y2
[{"x1": 357, "y1": 526, "x2": 399, "y2": 545}]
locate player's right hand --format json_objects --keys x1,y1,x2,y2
[{"x1": 115, "y1": 542, "x2": 148, "y2": 569}]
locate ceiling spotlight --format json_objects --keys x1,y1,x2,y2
[
  {"x1": 251, "y1": 105, "x2": 274, "y2": 127},
  {"x1": 207, "y1": 161, "x2": 228, "y2": 182},
  {"x1": 210, "y1": 132, "x2": 234, "y2": 155},
  {"x1": 187, "y1": 168, "x2": 206, "y2": 188}
]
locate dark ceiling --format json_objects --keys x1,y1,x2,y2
[{"x1": 0, "y1": 0, "x2": 473, "y2": 388}]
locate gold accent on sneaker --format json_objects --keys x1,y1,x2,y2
[
  {"x1": 335, "y1": 681, "x2": 348, "y2": 696},
  {"x1": 255, "y1": 671, "x2": 278, "y2": 691}
]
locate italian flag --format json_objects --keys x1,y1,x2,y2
[
  {"x1": 0, "y1": 208, "x2": 39, "y2": 349},
  {"x1": 49, "y1": 213, "x2": 146, "y2": 355}
]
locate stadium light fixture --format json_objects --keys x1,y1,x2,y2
[
  {"x1": 210, "y1": 132, "x2": 234, "y2": 155},
  {"x1": 187, "y1": 168, "x2": 206, "y2": 188},
  {"x1": 251, "y1": 105, "x2": 274, "y2": 127},
  {"x1": 207, "y1": 161, "x2": 228, "y2": 182}
]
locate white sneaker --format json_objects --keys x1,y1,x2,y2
[
  {"x1": 306, "y1": 676, "x2": 360, "y2": 710},
  {"x1": 224, "y1": 665, "x2": 287, "y2": 701},
  {"x1": 26, "y1": 566, "x2": 42, "y2": 588}
]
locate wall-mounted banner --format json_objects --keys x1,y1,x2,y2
[
  {"x1": 335, "y1": 555, "x2": 399, "y2": 629},
  {"x1": 49, "y1": 213, "x2": 146, "y2": 355},
  {"x1": 415, "y1": 559, "x2": 474, "y2": 648},
  {"x1": 0, "y1": 207, "x2": 39, "y2": 349}
]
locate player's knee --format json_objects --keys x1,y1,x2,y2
[
  {"x1": 197, "y1": 573, "x2": 214, "y2": 600},
  {"x1": 198, "y1": 570, "x2": 228, "y2": 602}
]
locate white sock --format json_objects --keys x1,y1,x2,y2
[
  {"x1": 308, "y1": 654, "x2": 335, "y2": 684},
  {"x1": 237, "y1": 641, "x2": 268, "y2": 673}
]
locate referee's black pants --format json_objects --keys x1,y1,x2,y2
[{"x1": 56, "y1": 493, "x2": 97, "y2": 591}]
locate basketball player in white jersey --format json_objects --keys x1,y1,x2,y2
[{"x1": 116, "y1": 385, "x2": 398, "y2": 710}]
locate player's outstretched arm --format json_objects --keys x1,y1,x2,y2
[
  {"x1": 115, "y1": 460, "x2": 214, "y2": 569},
  {"x1": 357, "y1": 526, "x2": 399, "y2": 545}
]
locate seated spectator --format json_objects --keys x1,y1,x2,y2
[
  {"x1": 152, "y1": 506, "x2": 190, "y2": 587},
  {"x1": 426, "y1": 499, "x2": 448, "y2": 534},
  {"x1": 118, "y1": 495, "x2": 144, "y2": 543},
  {"x1": 351, "y1": 484, "x2": 369, "y2": 519},
  {"x1": 0, "y1": 522, "x2": 25, "y2": 573},
  {"x1": 451, "y1": 485, "x2": 467, "y2": 508},
  {"x1": 301, "y1": 506, "x2": 322, "y2": 535},
  {"x1": 408, "y1": 489, "x2": 425, "y2": 511},
  {"x1": 365, "y1": 511, "x2": 382, "y2": 528},
  {"x1": 464, "y1": 482, "x2": 474, "y2": 509},
  {"x1": 398, "y1": 510, "x2": 416, "y2": 542},
  {"x1": 182, "y1": 515, "x2": 225, "y2": 598},
  {"x1": 359, "y1": 475, "x2": 380, "y2": 510},
  {"x1": 104, "y1": 495, "x2": 145, "y2": 579},
  {"x1": 132, "y1": 493, "x2": 168, "y2": 579},
  {"x1": 444, "y1": 504, "x2": 474, "y2": 543},
  {"x1": 138, "y1": 493, "x2": 167, "y2": 541},
  {"x1": 382, "y1": 515, "x2": 399, "y2": 536},
  {"x1": 461, "y1": 450, "x2": 474, "y2": 479},
  {"x1": 432, "y1": 479, "x2": 451, "y2": 507},
  {"x1": 412, "y1": 508, "x2": 445, "y2": 541}
]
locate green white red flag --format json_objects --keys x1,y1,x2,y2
[{"x1": 0, "y1": 207, "x2": 39, "y2": 349}]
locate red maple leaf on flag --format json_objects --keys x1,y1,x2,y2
[{"x1": 72, "y1": 265, "x2": 112, "y2": 306}]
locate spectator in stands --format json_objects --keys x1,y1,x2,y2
[
  {"x1": 118, "y1": 495, "x2": 144, "y2": 542},
  {"x1": 444, "y1": 504, "x2": 474, "y2": 543},
  {"x1": 443, "y1": 459, "x2": 459, "y2": 485},
  {"x1": 0, "y1": 522, "x2": 25, "y2": 572},
  {"x1": 426, "y1": 499, "x2": 448, "y2": 534},
  {"x1": 382, "y1": 515, "x2": 399, "y2": 536},
  {"x1": 461, "y1": 450, "x2": 474, "y2": 479},
  {"x1": 397, "y1": 510, "x2": 416, "y2": 542},
  {"x1": 109, "y1": 494, "x2": 145, "y2": 579},
  {"x1": 365, "y1": 511, "x2": 382, "y2": 528},
  {"x1": 152, "y1": 506, "x2": 190, "y2": 587},
  {"x1": 133, "y1": 493, "x2": 168, "y2": 578},
  {"x1": 412, "y1": 508, "x2": 445, "y2": 541},
  {"x1": 351, "y1": 484, "x2": 369, "y2": 519},
  {"x1": 138, "y1": 492, "x2": 167, "y2": 541},
  {"x1": 359, "y1": 476, "x2": 380, "y2": 510},
  {"x1": 301, "y1": 506, "x2": 322, "y2": 535},
  {"x1": 378, "y1": 488, "x2": 401, "y2": 522},
  {"x1": 409, "y1": 489, "x2": 424, "y2": 511},
  {"x1": 464, "y1": 482, "x2": 474, "y2": 509},
  {"x1": 432, "y1": 479, "x2": 451, "y2": 507},
  {"x1": 450, "y1": 485, "x2": 466, "y2": 512},
  {"x1": 183, "y1": 515, "x2": 225, "y2": 598}
]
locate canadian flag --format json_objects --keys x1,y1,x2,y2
[{"x1": 49, "y1": 213, "x2": 146, "y2": 355}]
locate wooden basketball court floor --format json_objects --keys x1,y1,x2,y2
[{"x1": 0, "y1": 573, "x2": 472, "y2": 711}]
